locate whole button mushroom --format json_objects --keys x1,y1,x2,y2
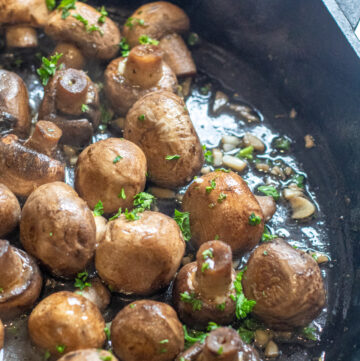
[
  {"x1": 39, "y1": 68, "x2": 100, "y2": 146},
  {"x1": 0, "y1": 184, "x2": 21, "y2": 238},
  {"x1": 0, "y1": 0, "x2": 49, "y2": 48},
  {"x1": 105, "y1": 44, "x2": 178, "y2": 115},
  {"x1": 0, "y1": 70, "x2": 31, "y2": 138},
  {"x1": 45, "y1": 2, "x2": 121, "y2": 60},
  {"x1": 53, "y1": 42, "x2": 85, "y2": 70},
  {"x1": 176, "y1": 327, "x2": 260, "y2": 361},
  {"x1": 242, "y1": 238, "x2": 326, "y2": 330},
  {"x1": 111, "y1": 300, "x2": 184, "y2": 361},
  {"x1": 28, "y1": 291, "x2": 106, "y2": 356},
  {"x1": 77, "y1": 277, "x2": 111, "y2": 312},
  {"x1": 96, "y1": 211, "x2": 185, "y2": 295},
  {"x1": 182, "y1": 171, "x2": 264, "y2": 255},
  {"x1": 58, "y1": 349, "x2": 118, "y2": 361},
  {"x1": 0, "y1": 240, "x2": 42, "y2": 320},
  {"x1": 124, "y1": 91, "x2": 204, "y2": 188},
  {"x1": 75, "y1": 138, "x2": 147, "y2": 214},
  {"x1": 20, "y1": 182, "x2": 96, "y2": 278},
  {"x1": 173, "y1": 241, "x2": 236, "y2": 328},
  {"x1": 0, "y1": 122, "x2": 65, "y2": 197}
]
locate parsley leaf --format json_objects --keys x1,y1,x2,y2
[
  {"x1": 57, "y1": 0, "x2": 76, "y2": 19},
  {"x1": 56, "y1": 344, "x2": 66, "y2": 354},
  {"x1": 113, "y1": 155, "x2": 123, "y2": 163},
  {"x1": 72, "y1": 13, "x2": 103, "y2": 36},
  {"x1": 46, "y1": 0, "x2": 56, "y2": 11},
  {"x1": 138, "y1": 35, "x2": 159, "y2": 45},
  {"x1": 217, "y1": 193, "x2": 227, "y2": 203},
  {"x1": 202, "y1": 145, "x2": 214, "y2": 164},
  {"x1": 125, "y1": 17, "x2": 145, "y2": 29},
  {"x1": 81, "y1": 104, "x2": 89, "y2": 112},
  {"x1": 261, "y1": 226, "x2": 277, "y2": 242},
  {"x1": 133, "y1": 192, "x2": 155, "y2": 211},
  {"x1": 206, "y1": 179, "x2": 216, "y2": 194},
  {"x1": 138, "y1": 114, "x2": 146, "y2": 121},
  {"x1": 98, "y1": 6, "x2": 108, "y2": 24},
  {"x1": 118, "y1": 188, "x2": 126, "y2": 200},
  {"x1": 74, "y1": 271, "x2": 91, "y2": 291},
  {"x1": 44, "y1": 350, "x2": 51, "y2": 360},
  {"x1": 237, "y1": 146, "x2": 254, "y2": 160},
  {"x1": 119, "y1": 37, "x2": 130, "y2": 57},
  {"x1": 109, "y1": 208, "x2": 122, "y2": 221},
  {"x1": 291, "y1": 174, "x2": 305, "y2": 188},
  {"x1": 180, "y1": 291, "x2": 202, "y2": 311},
  {"x1": 274, "y1": 137, "x2": 291, "y2": 151},
  {"x1": 183, "y1": 323, "x2": 220, "y2": 349},
  {"x1": 37, "y1": 53, "x2": 63, "y2": 86},
  {"x1": 173, "y1": 209, "x2": 191, "y2": 241},
  {"x1": 165, "y1": 154, "x2": 180, "y2": 160},
  {"x1": 248, "y1": 212, "x2": 261, "y2": 226},
  {"x1": 302, "y1": 326, "x2": 317, "y2": 341},
  {"x1": 93, "y1": 200, "x2": 104, "y2": 216},
  {"x1": 188, "y1": 32, "x2": 200, "y2": 46},
  {"x1": 257, "y1": 185, "x2": 280, "y2": 201}
]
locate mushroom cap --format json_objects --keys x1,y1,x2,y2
[
  {"x1": 0, "y1": 0, "x2": 49, "y2": 27},
  {"x1": 242, "y1": 238, "x2": 326, "y2": 330},
  {"x1": 58, "y1": 349, "x2": 119, "y2": 361},
  {"x1": 28, "y1": 291, "x2": 106, "y2": 355},
  {"x1": 95, "y1": 211, "x2": 185, "y2": 295},
  {"x1": 111, "y1": 300, "x2": 184, "y2": 361},
  {"x1": 45, "y1": 2, "x2": 121, "y2": 60},
  {"x1": 123, "y1": 1, "x2": 190, "y2": 47},
  {"x1": 0, "y1": 319, "x2": 3, "y2": 349},
  {"x1": 20, "y1": 182, "x2": 96, "y2": 278},
  {"x1": 0, "y1": 183, "x2": 21, "y2": 238}
]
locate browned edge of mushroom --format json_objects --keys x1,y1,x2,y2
[{"x1": 0, "y1": 183, "x2": 21, "y2": 238}]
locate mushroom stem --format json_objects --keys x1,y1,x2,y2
[
  {"x1": 0, "y1": 240, "x2": 23, "y2": 288},
  {"x1": 124, "y1": 45, "x2": 163, "y2": 88},
  {"x1": 201, "y1": 328, "x2": 240, "y2": 361},
  {"x1": 6, "y1": 25, "x2": 38, "y2": 48},
  {"x1": 195, "y1": 241, "x2": 233, "y2": 299},
  {"x1": 56, "y1": 69, "x2": 89, "y2": 115},
  {"x1": 24, "y1": 121, "x2": 62, "y2": 156}
]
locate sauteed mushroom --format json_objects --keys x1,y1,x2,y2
[
  {"x1": 96, "y1": 211, "x2": 185, "y2": 295},
  {"x1": 0, "y1": 319, "x2": 3, "y2": 350},
  {"x1": 182, "y1": 171, "x2": 264, "y2": 254},
  {"x1": 173, "y1": 241, "x2": 236, "y2": 328},
  {"x1": 58, "y1": 349, "x2": 118, "y2": 361},
  {"x1": 53, "y1": 42, "x2": 85, "y2": 70},
  {"x1": 28, "y1": 291, "x2": 106, "y2": 355},
  {"x1": 0, "y1": 0, "x2": 49, "y2": 48},
  {"x1": 0, "y1": 70, "x2": 31, "y2": 138},
  {"x1": 242, "y1": 238, "x2": 326, "y2": 330},
  {"x1": 0, "y1": 240, "x2": 42, "y2": 320},
  {"x1": 93, "y1": 214, "x2": 107, "y2": 245},
  {"x1": 45, "y1": 2, "x2": 121, "y2": 60},
  {"x1": 255, "y1": 195, "x2": 276, "y2": 221},
  {"x1": 20, "y1": 182, "x2": 96, "y2": 278},
  {"x1": 75, "y1": 138, "x2": 147, "y2": 214},
  {"x1": 111, "y1": 300, "x2": 184, "y2": 361},
  {"x1": 0, "y1": 184, "x2": 21, "y2": 237},
  {"x1": 77, "y1": 277, "x2": 111, "y2": 312},
  {"x1": 124, "y1": 91, "x2": 203, "y2": 188},
  {"x1": 105, "y1": 44, "x2": 177, "y2": 115}
]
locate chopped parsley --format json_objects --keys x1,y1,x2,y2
[
  {"x1": 180, "y1": 291, "x2": 202, "y2": 311},
  {"x1": 188, "y1": 32, "x2": 200, "y2": 46},
  {"x1": 159, "y1": 339, "x2": 168, "y2": 344},
  {"x1": 138, "y1": 35, "x2": 159, "y2": 45},
  {"x1": 249, "y1": 212, "x2": 261, "y2": 226},
  {"x1": 72, "y1": 14, "x2": 103, "y2": 36},
  {"x1": 119, "y1": 37, "x2": 130, "y2": 57},
  {"x1": 46, "y1": 0, "x2": 56, "y2": 11},
  {"x1": 124, "y1": 208, "x2": 140, "y2": 221},
  {"x1": 129, "y1": 303, "x2": 136, "y2": 308},
  {"x1": 302, "y1": 326, "x2": 317, "y2": 341},
  {"x1": 183, "y1": 322, "x2": 220, "y2": 349},
  {"x1": 0, "y1": 288, "x2": 3, "y2": 293},
  {"x1": 57, "y1": 0, "x2": 76, "y2": 19},
  {"x1": 133, "y1": 192, "x2": 155, "y2": 211},
  {"x1": 215, "y1": 168, "x2": 230, "y2": 173},
  {"x1": 100, "y1": 356, "x2": 112, "y2": 361},
  {"x1": 202, "y1": 248, "x2": 214, "y2": 260},
  {"x1": 125, "y1": 17, "x2": 145, "y2": 29},
  {"x1": 261, "y1": 226, "x2": 277, "y2": 242},
  {"x1": 217, "y1": 193, "x2": 227, "y2": 203},
  {"x1": 98, "y1": 6, "x2": 108, "y2": 24},
  {"x1": 37, "y1": 53, "x2": 63, "y2": 86},
  {"x1": 56, "y1": 345, "x2": 66, "y2": 354},
  {"x1": 165, "y1": 154, "x2": 180, "y2": 160},
  {"x1": 118, "y1": 188, "x2": 126, "y2": 200},
  {"x1": 257, "y1": 185, "x2": 280, "y2": 201},
  {"x1": 104, "y1": 326, "x2": 111, "y2": 340},
  {"x1": 173, "y1": 209, "x2": 191, "y2": 241},
  {"x1": 312, "y1": 253, "x2": 318, "y2": 261},
  {"x1": 274, "y1": 137, "x2": 291, "y2": 151},
  {"x1": 292, "y1": 174, "x2": 305, "y2": 188},
  {"x1": 202, "y1": 145, "x2": 213, "y2": 164},
  {"x1": 200, "y1": 86, "x2": 210, "y2": 95},
  {"x1": 263, "y1": 251, "x2": 268, "y2": 256},
  {"x1": 100, "y1": 105, "x2": 113, "y2": 125},
  {"x1": 206, "y1": 179, "x2": 216, "y2": 194},
  {"x1": 201, "y1": 262, "x2": 210, "y2": 272},
  {"x1": 81, "y1": 104, "x2": 89, "y2": 112},
  {"x1": 217, "y1": 302, "x2": 226, "y2": 311},
  {"x1": 138, "y1": 114, "x2": 146, "y2": 121},
  {"x1": 214, "y1": 234, "x2": 220, "y2": 240},
  {"x1": 109, "y1": 208, "x2": 122, "y2": 221},
  {"x1": 113, "y1": 155, "x2": 123, "y2": 163},
  {"x1": 217, "y1": 346, "x2": 223, "y2": 355},
  {"x1": 237, "y1": 146, "x2": 254, "y2": 161},
  {"x1": 93, "y1": 200, "x2": 104, "y2": 216},
  {"x1": 74, "y1": 271, "x2": 91, "y2": 290},
  {"x1": 44, "y1": 350, "x2": 51, "y2": 360}
]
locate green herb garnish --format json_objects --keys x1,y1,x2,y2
[
  {"x1": 215, "y1": 168, "x2": 230, "y2": 173},
  {"x1": 200, "y1": 86, "x2": 210, "y2": 95},
  {"x1": 165, "y1": 154, "x2": 180, "y2": 160},
  {"x1": 98, "y1": 6, "x2": 108, "y2": 24},
  {"x1": 81, "y1": 104, "x2": 89, "y2": 112},
  {"x1": 104, "y1": 326, "x2": 111, "y2": 340},
  {"x1": 113, "y1": 155, "x2": 123, "y2": 163},
  {"x1": 138, "y1": 35, "x2": 159, "y2": 45},
  {"x1": 188, "y1": 32, "x2": 200, "y2": 46},
  {"x1": 72, "y1": 13, "x2": 104, "y2": 36},
  {"x1": 74, "y1": 271, "x2": 91, "y2": 290},
  {"x1": 217, "y1": 302, "x2": 226, "y2": 311},
  {"x1": 118, "y1": 188, "x2": 126, "y2": 200},
  {"x1": 44, "y1": 350, "x2": 51, "y2": 360},
  {"x1": 261, "y1": 226, "x2": 277, "y2": 242},
  {"x1": 56, "y1": 345, "x2": 66, "y2": 354},
  {"x1": 248, "y1": 212, "x2": 261, "y2": 226},
  {"x1": 46, "y1": 0, "x2": 56, "y2": 11},
  {"x1": 302, "y1": 326, "x2": 317, "y2": 341},
  {"x1": 292, "y1": 174, "x2": 305, "y2": 188},
  {"x1": 138, "y1": 114, "x2": 145, "y2": 121},
  {"x1": 237, "y1": 146, "x2": 254, "y2": 160},
  {"x1": 119, "y1": 37, "x2": 130, "y2": 57},
  {"x1": 109, "y1": 208, "x2": 122, "y2": 221},
  {"x1": 180, "y1": 291, "x2": 202, "y2": 311},
  {"x1": 174, "y1": 209, "x2": 191, "y2": 241},
  {"x1": 93, "y1": 200, "x2": 104, "y2": 216},
  {"x1": 125, "y1": 17, "x2": 145, "y2": 29},
  {"x1": 257, "y1": 185, "x2": 280, "y2": 201},
  {"x1": 159, "y1": 339, "x2": 169, "y2": 344},
  {"x1": 217, "y1": 346, "x2": 223, "y2": 355},
  {"x1": 206, "y1": 179, "x2": 216, "y2": 194},
  {"x1": 57, "y1": 0, "x2": 76, "y2": 19},
  {"x1": 133, "y1": 192, "x2": 155, "y2": 211},
  {"x1": 202, "y1": 145, "x2": 214, "y2": 164},
  {"x1": 217, "y1": 193, "x2": 227, "y2": 203},
  {"x1": 274, "y1": 137, "x2": 291, "y2": 151},
  {"x1": 37, "y1": 53, "x2": 63, "y2": 86}
]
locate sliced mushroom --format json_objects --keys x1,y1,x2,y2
[
  {"x1": 0, "y1": 70, "x2": 31, "y2": 138},
  {"x1": 53, "y1": 42, "x2": 85, "y2": 70},
  {"x1": 45, "y1": 2, "x2": 121, "y2": 60},
  {"x1": 0, "y1": 183, "x2": 21, "y2": 237},
  {"x1": 243, "y1": 133, "x2": 265, "y2": 153},
  {"x1": 0, "y1": 133, "x2": 65, "y2": 197},
  {"x1": 255, "y1": 195, "x2": 276, "y2": 221},
  {"x1": 0, "y1": 240, "x2": 42, "y2": 320},
  {"x1": 58, "y1": 349, "x2": 118, "y2": 361},
  {"x1": 76, "y1": 278, "x2": 111, "y2": 312},
  {"x1": 289, "y1": 196, "x2": 316, "y2": 219}
]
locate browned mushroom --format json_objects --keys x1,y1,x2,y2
[
  {"x1": 38, "y1": 67, "x2": 100, "y2": 146},
  {"x1": 96, "y1": 211, "x2": 185, "y2": 295},
  {"x1": 0, "y1": 183, "x2": 21, "y2": 237},
  {"x1": 93, "y1": 214, "x2": 107, "y2": 245},
  {"x1": 75, "y1": 138, "x2": 147, "y2": 214},
  {"x1": 182, "y1": 171, "x2": 264, "y2": 255},
  {"x1": 105, "y1": 45, "x2": 178, "y2": 115},
  {"x1": 28, "y1": 291, "x2": 106, "y2": 355},
  {"x1": 242, "y1": 238, "x2": 326, "y2": 330},
  {"x1": 20, "y1": 182, "x2": 96, "y2": 278},
  {"x1": 0, "y1": 131, "x2": 65, "y2": 197},
  {"x1": 0, "y1": 70, "x2": 31, "y2": 138},
  {"x1": 53, "y1": 42, "x2": 85, "y2": 70},
  {"x1": 45, "y1": 2, "x2": 121, "y2": 60},
  {"x1": 58, "y1": 349, "x2": 119, "y2": 361},
  {"x1": 176, "y1": 327, "x2": 260, "y2": 361},
  {"x1": 0, "y1": 318, "x2": 3, "y2": 350},
  {"x1": 0, "y1": 240, "x2": 42, "y2": 320},
  {"x1": 124, "y1": 91, "x2": 204, "y2": 188},
  {"x1": 173, "y1": 241, "x2": 236, "y2": 328},
  {"x1": 111, "y1": 300, "x2": 184, "y2": 361},
  {"x1": 255, "y1": 195, "x2": 276, "y2": 221},
  {"x1": 0, "y1": 0, "x2": 49, "y2": 48}
]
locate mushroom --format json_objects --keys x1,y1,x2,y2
[
  {"x1": 0, "y1": 0, "x2": 49, "y2": 48},
  {"x1": 111, "y1": 300, "x2": 184, "y2": 361},
  {"x1": 45, "y1": 2, "x2": 121, "y2": 60},
  {"x1": 176, "y1": 327, "x2": 260, "y2": 361},
  {"x1": 53, "y1": 42, "x2": 85, "y2": 70},
  {"x1": 0, "y1": 183, "x2": 21, "y2": 237},
  {"x1": 104, "y1": 44, "x2": 178, "y2": 115},
  {"x1": 255, "y1": 196, "x2": 276, "y2": 221},
  {"x1": 75, "y1": 138, "x2": 147, "y2": 214},
  {"x1": 0, "y1": 319, "x2": 3, "y2": 350},
  {"x1": 173, "y1": 240, "x2": 236, "y2": 328},
  {"x1": 96, "y1": 211, "x2": 185, "y2": 295},
  {"x1": 93, "y1": 215, "x2": 107, "y2": 245},
  {"x1": 20, "y1": 182, "x2": 96, "y2": 278},
  {"x1": 242, "y1": 238, "x2": 326, "y2": 330},
  {"x1": 289, "y1": 196, "x2": 316, "y2": 219},
  {"x1": 0, "y1": 240, "x2": 42, "y2": 320},
  {"x1": 182, "y1": 171, "x2": 264, "y2": 255},
  {"x1": 38, "y1": 67, "x2": 100, "y2": 146},
  {"x1": 28, "y1": 291, "x2": 106, "y2": 356},
  {"x1": 58, "y1": 349, "x2": 119, "y2": 361},
  {"x1": 124, "y1": 91, "x2": 204, "y2": 188},
  {"x1": 0, "y1": 70, "x2": 31, "y2": 138},
  {"x1": 0, "y1": 129, "x2": 65, "y2": 197}
]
